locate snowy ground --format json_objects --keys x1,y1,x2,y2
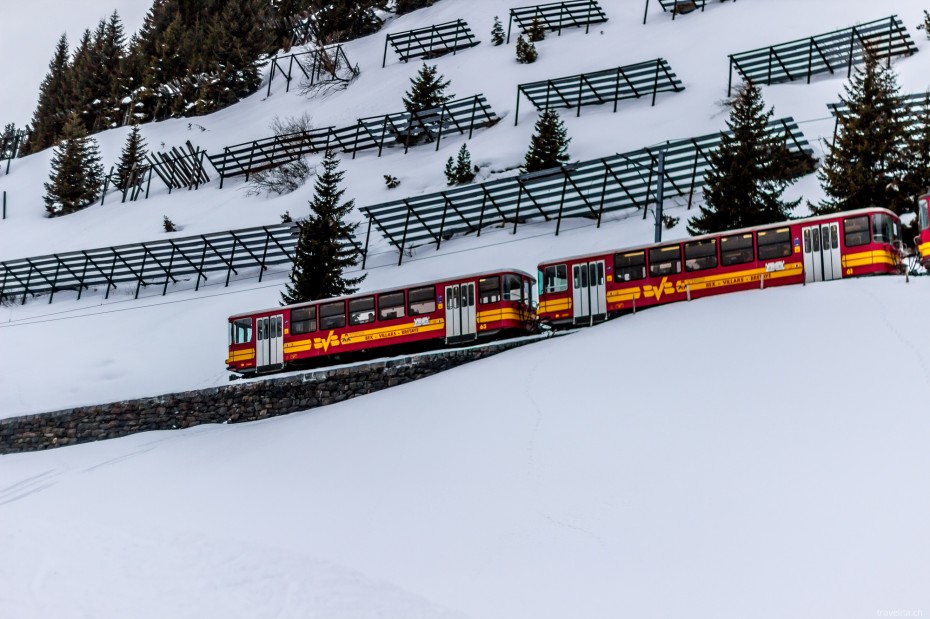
[{"x1": 2, "y1": 0, "x2": 930, "y2": 617}]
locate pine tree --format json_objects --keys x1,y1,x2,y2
[
  {"x1": 22, "y1": 34, "x2": 73, "y2": 155},
  {"x1": 688, "y1": 80, "x2": 809, "y2": 235},
  {"x1": 901, "y1": 94, "x2": 930, "y2": 203},
  {"x1": 43, "y1": 112, "x2": 104, "y2": 216},
  {"x1": 491, "y1": 16, "x2": 505, "y2": 46},
  {"x1": 922, "y1": 10, "x2": 930, "y2": 40},
  {"x1": 515, "y1": 35, "x2": 538, "y2": 64},
  {"x1": 402, "y1": 64, "x2": 453, "y2": 113},
  {"x1": 526, "y1": 17, "x2": 546, "y2": 42},
  {"x1": 115, "y1": 124, "x2": 148, "y2": 191},
  {"x1": 522, "y1": 109, "x2": 570, "y2": 173},
  {"x1": 282, "y1": 151, "x2": 366, "y2": 305},
  {"x1": 445, "y1": 143, "x2": 476, "y2": 185},
  {"x1": 814, "y1": 50, "x2": 907, "y2": 215}
]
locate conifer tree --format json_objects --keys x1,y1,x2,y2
[
  {"x1": 402, "y1": 64, "x2": 453, "y2": 113},
  {"x1": 282, "y1": 151, "x2": 366, "y2": 305},
  {"x1": 688, "y1": 80, "x2": 809, "y2": 235},
  {"x1": 515, "y1": 35, "x2": 538, "y2": 64},
  {"x1": 491, "y1": 17, "x2": 505, "y2": 46},
  {"x1": 901, "y1": 94, "x2": 930, "y2": 203},
  {"x1": 444, "y1": 143, "x2": 476, "y2": 185},
  {"x1": 526, "y1": 17, "x2": 546, "y2": 42},
  {"x1": 522, "y1": 109, "x2": 570, "y2": 173},
  {"x1": 814, "y1": 50, "x2": 907, "y2": 215},
  {"x1": 43, "y1": 112, "x2": 104, "y2": 216},
  {"x1": 115, "y1": 124, "x2": 148, "y2": 191},
  {"x1": 22, "y1": 34, "x2": 73, "y2": 155}
]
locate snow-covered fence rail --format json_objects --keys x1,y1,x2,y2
[
  {"x1": 0, "y1": 222, "x2": 369, "y2": 303},
  {"x1": 146, "y1": 144, "x2": 210, "y2": 191},
  {"x1": 207, "y1": 95, "x2": 499, "y2": 187},
  {"x1": 1, "y1": 128, "x2": 28, "y2": 175},
  {"x1": 383, "y1": 19, "x2": 480, "y2": 67},
  {"x1": 727, "y1": 15, "x2": 918, "y2": 96},
  {"x1": 359, "y1": 118, "x2": 813, "y2": 266},
  {"x1": 507, "y1": 0, "x2": 608, "y2": 43},
  {"x1": 266, "y1": 44, "x2": 355, "y2": 96},
  {"x1": 643, "y1": 0, "x2": 716, "y2": 24},
  {"x1": 514, "y1": 58, "x2": 684, "y2": 124},
  {"x1": 1, "y1": 225, "x2": 291, "y2": 304}
]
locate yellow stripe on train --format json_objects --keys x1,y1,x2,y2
[
  {"x1": 284, "y1": 319, "x2": 446, "y2": 354},
  {"x1": 476, "y1": 308, "x2": 534, "y2": 323},
  {"x1": 226, "y1": 349, "x2": 255, "y2": 362},
  {"x1": 842, "y1": 250, "x2": 896, "y2": 268},
  {"x1": 919, "y1": 242, "x2": 930, "y2": 260},
  {"x1": 538, "y1": 298, "x2": 572, "y2": 313}
]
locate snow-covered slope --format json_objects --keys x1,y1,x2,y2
[
  {"x1": 1, "y1": 1, "x2": 930, "y2": 617},
  {"x1": 2, "y1": 277, "x2": 930, "y2": 619}
]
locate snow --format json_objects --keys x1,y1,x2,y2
[{"x1": 1, "y1": 0, "x2": 930, "y2": 617}]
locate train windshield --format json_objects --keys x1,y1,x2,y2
[
  {"x1": 871, "y1": 213, "x2": 897, "y2": 244},
  {"x1": 229, "y1": 318, "x2": 252, "y2": 345}
]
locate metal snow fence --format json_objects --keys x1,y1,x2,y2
[
  {"x1": 266, "y1": 44, "x2": 355, "y2": 95},
  {"x1": 383, "y1": 19, "x2": 480, "y2": 67},
  {"x1": 359, "y1": 118, "x2": 812, "y2": 265},
  {"x1": 207, "y1": 95, "x2": 499, "y2": 186},
  {"x1": 146, "y1": 143, "x2": 210, "y2": 191},
  {"x1": 507, "y1": 0, "x2": 608, "y2": 43},
  {"x1": 727, "y1": 15, "x2": 918, "y2": 95},
  {"x1": 642, "y1": 0, "x2": 712, "y2": 24},
  {"x1": 0, "y1": 224, "x2": 301, "y2": 304},
  {"x1": 514, "y1": 58, "x2": 684, "y2": 124},
  {"x1": 1, "y1": 128, "x2": 28, "y2": 175}
]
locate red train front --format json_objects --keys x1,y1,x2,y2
[
  {"x1": 227, "y1": 269, "x2": 536, "y2": 375},
  {"x1": 918, "y1": 193, "x2": 930, "y2": 269},
  {"x1": 537, "y1": 208, "x2": 903, "y2": 327}
]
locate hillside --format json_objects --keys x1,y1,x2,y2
[{"x1": 1, "y1": 1, "x2": 930, "y2": 617}]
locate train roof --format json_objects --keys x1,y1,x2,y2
[
  {"x1": 538, "y1": 207, "x2": 899, "y2": 266},
  {"x1": 228, "y1": 267, "x2": 536, "y2": 320}
]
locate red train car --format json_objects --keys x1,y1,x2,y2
[
  {"x1": 227, "y1": 269, "x2": 536, "y2": 375},
  {"x1": 537, "y1": 208, "x2": 904, "y2": 327},
  {"x1": 918, "y1": 193, "x2": 930, "y2": 269}
]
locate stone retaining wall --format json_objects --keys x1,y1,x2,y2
[{"x1": 0, "y1": 337, "x2": 543, "y2": 455}]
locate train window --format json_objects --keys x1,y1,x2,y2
[
  {"x1": 684, "y1": 239, "x2": 717, "y2": 272},
  {"x1": 542, "y1": 265, "x2": 568, "y2": 293},
  {"x1": 479, "y1": 276, "x2": 501, "y2": 304},
  {"x1": 614, "y1": 251, "x2": 645, "y2": 281},
  {"x1": 720, "y1": 233, "x2": 754, "y2": 266},
  {"x1": 291, "y1": 307, "x2": 316, "y2": 334},
  {"x1": 378, "y1": 292, "x2": 405, "y2": 320},
  {"x1": 503, "y1": 274, "x2": 522, "y2": 301},
  {"x1": 348, "y1": 297, "x2": 375, "y2": 326},
  {"x1": 648, "y1": 246, "x2": 681, "y2": 277},
  {"x1": 523, "y1": 279, "x2": 531, "y2": 305},
  {"x1": 844, "y1": 216, "x2": 870, "y2": 247},
  {"x1": 756, "y1": 228, "x2": 791, "y2": 260},
  {"x1": 408, "y1": 286, "x2": 436, "y2": 315},
  {"x1": 872, "y1": 213, "x2": 894, "y2": 244},
  {"x1": 319, "y1": 301, "x2": 346, "y2": 330},
  {"x1": 230, "y1": 318, "x2": 253, "y2": 345},
  {"x1": 920, "y1": 198, "x2": 929, "y2": 231}
]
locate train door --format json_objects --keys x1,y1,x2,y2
[
  {"x1": 444, "y1": 282, "x2": 476, "y2": 343},
  {"x1": 802, "y1": 223, "x2": 841, "y2": 283},
  {"x1": 572, "y1": 260, "x2": 606, "y2": 325},
  {"x1": 255, "y1": 314, "x2": 284, "y2": 370}
]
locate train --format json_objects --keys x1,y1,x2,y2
[
  {"x1": 919, "y1": 193, "x2": 930, "y2": 269},
  {"x1": 227, "y1": 207, "x2": 906, "y2": 375},
  {"x1": 226, "y1": 269, "x2": 537, "y2": 375}
]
